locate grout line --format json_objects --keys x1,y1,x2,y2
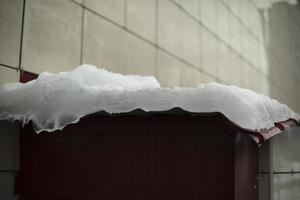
[
  {"x1": 69, "y1": 0, "x2": 300, "y2": 97},
  {"x1": 80, "y1": 2, "x2": 219, "y2": 81},
  {"x1": 219, "y1": 0, "x2": 262, "y2": 43},
  {"x1": 124, "y1": 0, "x2": 127, "y2": 28},
  {"x1": 79, "y1": 1, "x2": 85, "y2": 64},
  {"x1": 154, "y1": 0, "x2": 159, "y2": 79},
  {"x1": 0, "y1": 63, "x2": 19, "y2": 71},
  {"x1": 170, "y1": 0, "x2": 263, "y2": 78},
  {"x1": 171, "y1": 0, "x2": 300, "y2": 86},
  {"x1": 18, "y1": 0, "x2": 26, "y2": 71},
  {"x1": 155, "y1": 0, "x2": 159, "y2": 45}
]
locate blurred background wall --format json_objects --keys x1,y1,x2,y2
[{"x1": 0, "y1": 0, "x2": 300, "y2": 200}]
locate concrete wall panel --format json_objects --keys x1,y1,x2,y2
[
  {"x1": 181, "y1": 64, "x2": 202, "y2": 87},
  {"x1": 199, "y1": 0, "x2": 217, "y2": 32},
  {"x1": 83, "y1": 11, "x2": 127, "y2": 73},
  {"x1": 22, "y1": 0, "x2": 81, "y2": 73},
  {"x1": 85, "y1": 0, "x2": 125, "y2": 25},
  {"x1": 0, "y1": 0, "x2": 23, "y2": 68},
  {"x1": 181, "y1": 0, "x2": 199, "y2": 19},
  {"x1": 0, "y1": 66, "x2": 19, "y2": 89},
  {"x1": 158, "y1": 0, "x2": 182, "y2": 57},
  {"x1": 181, "y1": 12, "x2": 200, "y2": 67},
  {"x1": 126, "y1": 0, "x2": 156, "y2": 42},
  {"x1": 157, "y1": 50, "x2": 182, "y2": 87},
  {"x1": 125, "y1": 34, "x2": 156, "y2": 76}
]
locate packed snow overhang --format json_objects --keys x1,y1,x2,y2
[{"x1": 0, "y1": 65, "x2": 299, "y2": 145}]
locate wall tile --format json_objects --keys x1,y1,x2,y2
[
  {"x1": 200, "y1": 28, "x2": 218, "y2": 78},
  {"x1": 216, "y1": 43, "x2": 231, "y2": 84},
  {"x1": 0, "y1": 0, "x2": 23, "y2": 67},
  {"x1": 0, "y1": 66, "x2": 19, "y2": 89},
  {"x1": 172, "y1": 0, "x2": 181, "y2": 6},
  {"x1": 125, "y1": 34, "x2": 156, "y2": 76},
  {"x1": 126, "y1": 0, "x2": 156, "y2": 43},
  {"x1": 201, "y1": 73, "x2": 217, "y2": 83},
  {"x1": 22, "y1": 0, "x2": 81, "y2": 74},
  {"x1": 199, "y1": 0, "x2": 217, "y2": 32},
  {"x1": 228, "y1": 50, "x2": 244, "y2": 87},
  {"x1": 239, "y1": 0, "x2": 251, "y2": 31},
  {"x1": 83, "y1": 11, "x2": 155, "y2": 76},
  {"x1": 181, "y1": 12, "x2": 200, "y2": 67},
  {"x1": 156, "y1": 50, "x2": 182, "y2": 87},
  {"x1": 216, "y1": 0, "x2": 229, "y2": 44},
  {"x1": 181, "y1": 0, "x2": 199, "y2": 19},
  {"x1": 181, "y1": 64, "x2": 202, "y2": 87},
  {"x1": 83, "y1": 11, "x2": 127, "y2": 73},
  {"x1": 85, "y1": 0, "x2": 125, "y2": 25},
  {"x1": 158, "y1": 0, "x2": 182, "y2": 57},
  {"x1": 228, "y1": 12, "x2": 242, "y2": 53},
  {"x1": 228, "y1": 0, "x2": 240, "y2": 20},
  {"x1": 73, "y1": 0, "x2": 83, "y2": 4}
]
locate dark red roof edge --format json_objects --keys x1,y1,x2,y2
[
  {"x1": 89, "y1": 107, "x2": 268, "y2": 145},
  {"x1": 89, "y1": 107, "x2": 300, "y2": 146}
]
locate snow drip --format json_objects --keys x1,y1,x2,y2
[{"x1": 0, "y1": 64, "x2": 299, "y2": 133}]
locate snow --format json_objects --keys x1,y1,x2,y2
[{"x1": 0, "y1": 64, "x2": 299, "y2": 133}]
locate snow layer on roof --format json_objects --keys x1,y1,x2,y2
[{"x1": 0, "y1": 65, "x2": 299, "y2": 133}]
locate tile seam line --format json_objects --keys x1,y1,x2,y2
[
  {"x1": 169, "y1": 0, "x2": 263, "y2": 50},
  {"x1": 69, "y1": 0, "x2": 300, "y2": 50},
  {"x1": 219, "y1": 0, "x2": 263, "y2": 43},
  {"x1": 168, "y1": 0, "x2": 268, "y2": 77},
  {"x1": 68, "y1": 0, "x2": 297, "y2": 94},
  {"x1": 69, "y1": 0, "x2": 219, "y2": 82},
  {"x1": 69, "y1": 0, "x2": 294, "y2": 85},
  {"x1": 70, "y1": 0, "x2": 300, "y2": 81},
  {"x1": 79, "y1": 0, "x2": 85, "y2": 65},
  {"x1": 0, "y1": 63, "x2": 19, "y2": 71},
  {"x1": 18, "y1": 0, "x2": 26, "y2": 71},
  {"x1": 170, "y1": 0, "x2": 300, "y2": 84}
]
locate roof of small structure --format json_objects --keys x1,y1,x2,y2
[{"x1": 0, "y1": 65, "x2": 299, "y2": 145}]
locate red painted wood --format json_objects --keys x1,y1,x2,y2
[
  {"x1": 20, "y1": 114, "x2": 257, "y2": 200},
  {"x1": 19, "y1": 71, "x2": 38, "y2": 83},
  {"x1": 235, "y1": 133, "x2": 258, "y2": 200}
]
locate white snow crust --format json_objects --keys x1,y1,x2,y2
[{"x1": 0, "y1": 65, "x2": 299, "y2": 133}]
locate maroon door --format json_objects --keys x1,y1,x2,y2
[{"x1": 20, "y1": 114, "x2": 257, "y2": 200}]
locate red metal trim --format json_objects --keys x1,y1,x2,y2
[{"x1": 19, "y1": 71, "x2": 38, "y2": 83}]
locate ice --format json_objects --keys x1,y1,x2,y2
[{"x1": 0, "y1": 64, "x2": 299, "y2": 133}]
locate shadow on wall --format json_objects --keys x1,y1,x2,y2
[{"x1": 260, "y1": 2, "x2": 300, "y2": 112}]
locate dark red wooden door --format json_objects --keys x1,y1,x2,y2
[{"x1": 20, "y1": 114, "x2": 256, "y2": 200}]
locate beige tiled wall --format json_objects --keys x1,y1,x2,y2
[
  {"x1": 0, "y1": 0, "x2": 300, "y2": 111},
  {"x1": 22, "y1": 0, "x2": 82, "y2": 73},
  {"x1": 0, "y1": 66, "x2": 19, "y2": 89},
  {"x1": 0, "y1": 0, "x2": 23, "y2": 68}
]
